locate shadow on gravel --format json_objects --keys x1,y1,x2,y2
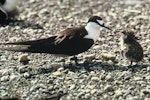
[
  {"x1": 0, "y1": 19, "x2": 43, "y2": 29},
  {"x1": 64, "y1": 61, "x2": 149, "y2": 73}
]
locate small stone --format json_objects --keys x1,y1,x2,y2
[
  {"x1": 83, "y1": 54, "x2": 96, "y2": 61},
  {"x1": 114, "y1": 89, "x2": 125, "y2": 97},
  {"x1": 134, "y1": 77, "x2": 143, "y2": 81},
  {"x1": 1, "y1": 55, "x2": 7, "y2": 61},
  {"x1": 39, "y1": 9, "x2": 49, "y2": 14},
  {"x1": 142, "y1": 88, "x2": 150, "y2": 94},
  {"x1": 93, "y1": 45, "x2": 101, "y2": 49},
  {"x1": 52, "y1": 71, "x2": 62, "y2": 76},
  {"x1": 101, "y1": 52, "x2": 116, "y2": 62},
  {"x1": 91, "y1": 77, "x2": 99, "y2": 81},
  {"x1": 105, "y1": 74, "x2": 114, "y2": 81},
  {"x1": 147, "y1": 67, "x2": 150, "y2": 72},
  {"x1": 69, "y1": 84, "x2": 76, "y2": 90},
  {"x1": 18, "y1": 54, "x2": 29, "y2": 62},
  {"x1": 18, "y1": 66, "x2": 28, "y2": 73},
  {"x1": 0, "y1": 69, "x2": 11, "y2": 76},
  {"x1": 104, "y1": 85, "x2": 114, "y2": 92},
  {"x1": 91, "y1": 89, "x2": 97, "y2": 94},
  {"x1": 1, "y1": 75, "x2": 9, "y2": 82},
  {"x1": 84, "y1": 93, "x2": 91, "y2": 99},
  {"x1": 77, "y1": 92, "x2": 85, "y2": 98},
  {"x1": 29, "y1": 0, "x2": 36, "y2": 3},
  {"x1": 23, "y1": 72, "x2": 30, "y2": 78},
  {"x1": 9, "y1": 74, "x2": 19, "y2": 81}
]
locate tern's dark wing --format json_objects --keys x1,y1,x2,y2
[
  {"x1": 0, "y1": 7, "x2": 8, "y2": 20},
  {"x1": 0, "y1": 27, "x2": 90, "y2": 55},
  {"x1": 0, "y1": 36, "x2": 57, "y2": 52}
]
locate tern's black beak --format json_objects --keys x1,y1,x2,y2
[
  {"x1": 95, "y1": 20, "x2": 111, "y2": 30},
  {"x1": 102, "y1": 25, "x2": 111, "y2": 30}
]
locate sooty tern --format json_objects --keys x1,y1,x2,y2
[
  {"x1": 0, "y1": 0, "x2": 19, "y2": 20},
  {"x1": 118, "y1": 29, "x2": 143, "y2": 66},
  {"x1": 0, "y1": 16, "x2": 111, "y2": 63}
]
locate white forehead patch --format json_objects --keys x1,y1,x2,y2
[{"x1": 97, "y1": 20, "x2": 104, "y2": 25}]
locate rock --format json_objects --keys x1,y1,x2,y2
[
  {"x1": 101, "y1": 52, "x2": 116, "y2": 62},
  {"x1": 1, "y1": 55, "x2": 7, "y2": 61},
  {"x1": 142, "y1": 88, "x2": 150, "y2": 94},
  {"x1": 69, "y1": 84, "x2": 76, "y2": 90},
  {"x1": 9, "y1": 74, "x2": 19, "y2": 81},
  {"x1": 125, "y1": 0, "x2": 144, "y2": 5},
  {"x1": 23, "y1": 72, "x2": 30, "y2": 78},
  {"x1": 105, "y1": 74, "x2": 114, "y2": 81},
  {"x1": 18, "y1": 66, "x2": 28, "y2": 73},
  {"x1": 104, "y1": 85, "x2": 114, "y2": 92},
  {"x1": 114, "y1": 89, "x2": 127, "y2": 98},
  {"x1": 1, "y1": 75, "x2": 9, "y2": 82},
  {"x1": 83, "y1": 54, "x2": 96, "y2": 61},
  {"x1": 134, "y1": 77, "x2": 143, "y2": 81},
  {"x1": 0, "y1": 69, "x2": 12, "y2": 76},
  {"x1": 91, "y1": 77, "x2": 99, "y2": 81},
  {"x1": 18, "y1": 54, "x2": 29, "y2": 62},
  {"x1": 39, "y1": 9, "x2": 49, "y2": 14},
  {"x1": 93, "y1": 45, "x2": 101, "y2": 49},
  {"x1": 52, "y1": 71, "x2": 62, "y2": 76},
  {"x1": 90, "y1": 89, "x2": 97, "y2": 94}
]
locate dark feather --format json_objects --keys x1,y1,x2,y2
[
  {"x1": 0, "y1": 27, "x2": 94, "y2": 56},
  {"x1": 0, "y1": 7, "x2": 8, "y2": 20},
  {"x1": 122, "y1": 29, "x2": 143, "y2": 64}
]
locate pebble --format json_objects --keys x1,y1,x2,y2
[
  {"x1": 9, "y1": 74, "x2": 19, "y2": 81},
  {"x1": 93, "y1": 45, "x2": 101, "y2": 49},
  {"x1": 91, "y1": 77, "x2": 100, "y2": 81},
  {"x1": 105, "y1": 74, "x2": 114, "y2": 81},
  {"x1": 1, "y1": 75, "x2": 9, "y2": 82},
  {"x1": 114, "y1": 89, "x2": 123, "y2": 97},
  {"x1": 104, "y1": 85, "x2": 114, "y2": 92},
  {"x1": 1, "y1": 55, "x2": 7, "y2": 61},
  {"x1": 0, "y1": 69, "x2": 12, "y2": 76},
  {"x1": 83, "y1": 54, "x2": 96, "y2": 61},
  {"x1": 90, "y1": 89, "x2": 97, "y2": 94},
  {"x1": 101, "y1": 52, "x2": 116, "y2": 62},
  {"x1": 134, "y1": 77, "x2": 143, "y2": 81},
  {"x1": 18, "y1": 66, "x2": 28, "y2": 73},
  {"x1": 84, "y1": 93, "x2": 91, "y2": 99},
  {"x1": 69, "y1": 84, "x2": 76, "y2": 90},
  {"x1": 18, "y1": 54, "x2": 29, "y2": 62},
  {"x1": 142, "y1": 88, "x2": 150, "y2": 94},
  {"x1": 23, "y1": 72, "x2": 30, "y2": 78},
  {"x1": 52, "y1": 71, "x2": 62, "y2": 76}
]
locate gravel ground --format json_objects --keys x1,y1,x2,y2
[{"x1": 0, "y1": 0, "x2": 150, "y2": 100}]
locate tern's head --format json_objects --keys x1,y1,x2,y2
[
  {"x1": 87, "y1": 16, "x2": 111, "y2": 30},
  {"x1": 119, "y1": 29, "x2": 138, "y2": 44}
]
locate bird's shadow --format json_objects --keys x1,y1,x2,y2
[
  {"x1": 64, "y1": 61, "x2": 149, "y2": 73},
  {"x1": 0, "y1": 18, "x2": 43, "y2": 29}
]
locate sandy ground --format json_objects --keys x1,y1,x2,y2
[{"x1": 0, "y1": 0, "x2": 150, "y2": 100}]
